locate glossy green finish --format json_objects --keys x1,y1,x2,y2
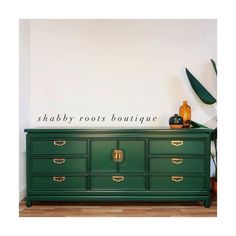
[
  {"x1": 90, "y1": 175, "x2": 146, "y2": 190},
  {"x1": 91, "y1": 140, "x2": 117, "y2": 172},
  {"x1": 31, "y1": 139, "x2": 87, "y2": 155},
  {"x1": 31, "y1": 176, "x2": 87, "y2": 190},
  {"x1": 149, "y1": 176, "x2": 205, "y2": 191},
  {"x1": 32, "y1": 158, "x2": 87, "y2": 172},
  {"x1": 149, "y1": 139, "x2": 205, "y2": 155},
  {"x1": 149, "y1": 157, "x2": 204, "y2": 172},
  {"x1": 25, "y1": 125, "x2": 212, "y2": 207},
  {"x1": 91, "y1": 140, "x2": 146, "y2": 172},
  {"x1": 28, "y1": 195, "x2": 210, "y2": 202},
  {"x1": 119, "y1": 141, "x2": 146, "y2": 172}
]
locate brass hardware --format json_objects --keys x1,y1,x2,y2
[
  {"x1": 171, "y1": 158, "x2": 183, "y2": 165},
  {"x1": 53, "y1": 158, "x2": 65, "y2": 164},
  {"x1": 112, "y1": 176, "x2": 124, "y2": 182},
  {"x1": 171, "y1": 176, "x2": 184, "y2": 182},
  {"x1": 112, "y1": 149, "x2": 124, "y2": 162},
  {"x1": 171, "y1": 140, "x2": 184, "y2": 147},
  {"x1": 53, "y1": 176, "x2": 65, "y2": 182},
  {"x1": 53, "y1": 140, "x2": 66, "y2": 146}
]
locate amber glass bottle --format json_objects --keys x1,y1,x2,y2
[{"x1": 179, "y1": 101, "x2": 191, "y2": 128}]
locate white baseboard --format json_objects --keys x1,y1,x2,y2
[{"x1": 19, "y1": 186, "x2": 26, "y2": 201}]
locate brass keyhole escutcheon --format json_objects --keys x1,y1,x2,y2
[{"x1": 112, "y1": 149, "x2": 124, "y2": 162}]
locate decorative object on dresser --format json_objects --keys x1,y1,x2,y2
[
  {"x1": 169, "y1": 114, "x2": 183, "y2": 129},
  {"x1": 24, "y1": 122, "x2": 212, "y2": 208},
  {"x1": 179, "y1": 101, "x2": 191, "y2": 128}
]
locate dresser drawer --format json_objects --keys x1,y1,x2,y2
[
  {"x1": 149, "y1": 176, "x2": 205, "y2": 191},
  {"x1": 91, "y1": 175, "x2": 146, "y2": 190},
  {"x1": 149, "y1": 157, "x2": 205, "y2": 172},
  {"x1": 31, "y1": 176, "x2": 87, "y2": 190},
  {"x1": 149, "y1": 139, "x2": 205, "y2": 155},
  {"x1": 32, "y1": 158, "x2": 87, "y2": 172},
  {"x1": 31, "y1": 139, "x2": 87, "y2": 155}
]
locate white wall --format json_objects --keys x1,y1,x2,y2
[
  {"x1": 19, "y1": 20, "x2": 30, "y2": 200},
  {"x1": 19, "y1": 19, "x2": 217, "y2": 200},
  {"x1": 29, "y1": 19, "x2": 217, "y2": 128}
]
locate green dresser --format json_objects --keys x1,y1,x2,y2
[{"x1": 25, "y1": 123, "x2": 212, "y2": 207}]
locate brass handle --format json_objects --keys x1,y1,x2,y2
[
  {"x1": 171, "y1": 140, "x2": 184, "y2": 147},
  {"x1": 171, "y1": 158, "x2": 183, "y2": 165},
  {"x1": 53, "y1": 158, "x2": 65, "y2": 164},
  {"x1": 112, "y1": 150, "x2": 124, "y2": 162},
  {"x1": 112, "y1": 176, "x2": 124, "y2": 182},
  {"x1": 171, "y1": 176, "x2": 184, "y2": 182},
  {"x1": 53, "y1": 176, "x2": 65, "y2": 182},
  {"x1": 53, "y1": 140, "x2": 66, "y2": 146}
]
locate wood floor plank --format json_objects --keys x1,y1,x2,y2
[{"x1": 19, "y1": 194, "x2": 217, "y2": 217}]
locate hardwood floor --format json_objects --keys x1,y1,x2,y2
[{"x1": 19, "y1": 194, "x2": 217, "y2": 217}]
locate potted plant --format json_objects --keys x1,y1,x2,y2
[
  {"x1": 210, "y1": 127, "x2": 217, "y2": 195},
  {"x1": 185, "y1": 59, "x2": 217, "y2": 195}
]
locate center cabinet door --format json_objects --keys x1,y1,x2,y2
[
  {"x1": 119, "y1": 140, "x2": 146, "y2": 172},
  {"x1": 91, "y1": 140, "x2": 117, "y2": 172},
  {"x1": 90, "y1": 140, "x2": 146, "y2": 172}
]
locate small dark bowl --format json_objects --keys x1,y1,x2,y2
[{"x1": 169, "y1": 114, "x2": 183, "y2": 129}]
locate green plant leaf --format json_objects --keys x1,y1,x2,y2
[
  {"x1": 185, "y1": 68, "x2": 217, "y2": 104},
  {"x1": 210, "y1": 59, "x2": 217, "y2": 75}
]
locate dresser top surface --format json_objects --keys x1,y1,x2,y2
[{"x1": 24, "y1": 122, "x2": 212, "y2": 134}]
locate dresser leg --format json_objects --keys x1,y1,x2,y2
[
  {"x1": 26, "y1": 198, "x2": 32, "y2": 208},
  {"x1": 204, "y1": 200, "x2": 210, "y2": 208}
]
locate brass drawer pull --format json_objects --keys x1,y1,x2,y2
[
  {"x1": 171, "y1": 158, "x2": 183, "y2": 165},
  {"x1": 53, "y1": 158, "x2": 65, "y2": 164},
  {"x1": 112, "y1": 150, "x2": 124, "y2": 162},
  {"x1": 171, "y1": 176, "x2": 184, "y2": 182},
  {"x1": 171, "y1": 140, "x2": 184, "y2": 147},
  {"x1": 53, "y1": 176, "x2": 65, "y2": 182},
  {"x1": 112, "y1": 176, "x2": 124, "y2": 182},
  {"x1": 53, "y1": 140, "x2": 66, "y2": 146}
]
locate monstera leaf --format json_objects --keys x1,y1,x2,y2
[
  {"x1": 185, "y1": 68, "x2": 216, "y2": 105},
  {"x1": 211, "y1": 59, "x2": 217, "y2": 75}
]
